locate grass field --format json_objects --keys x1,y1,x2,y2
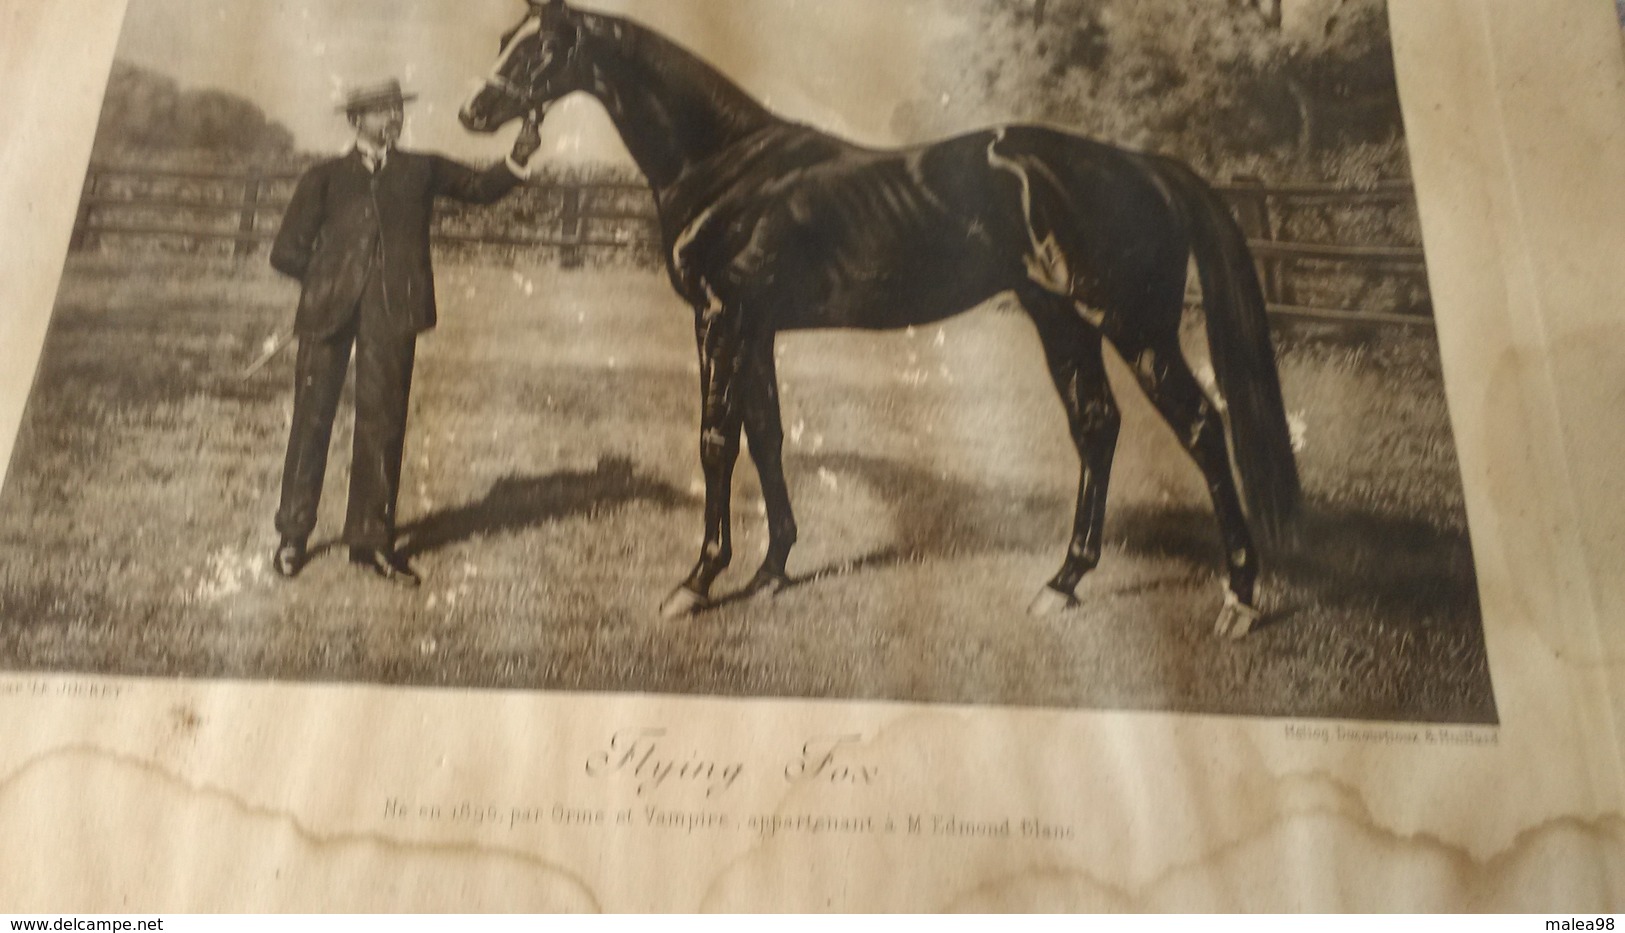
[{"x1": 0, "y1": 255, "x2": 1494, "y2": 722}]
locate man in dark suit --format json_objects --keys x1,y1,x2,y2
[{"x1": 270, "y1": 79, "x2": 541, "y2": 585}]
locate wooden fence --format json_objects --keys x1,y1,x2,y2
[
  {"x1": 1218, "y1": 175, "x2": 1429, "y2": 327},
  {"x1": 68, "y1": 164, "x2": 659, "y2": 266},
  {"x1": 69, "y1": 164, "x2": 1431, "y2": 326}
]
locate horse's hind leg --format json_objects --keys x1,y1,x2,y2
[
  {"x1": 1019, "y1": 288, "x2": 1122, "y2": 617},
  {"x1": 1126, "y1": 335, "x2": 1262, "y2": 639},
  {"x1": 740, "y1": 339, "x2": 797, "y2": 596}
]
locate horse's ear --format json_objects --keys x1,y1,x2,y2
[
  {"x1": 530, "y1": 0, "x2": 574, "y2": 32},
  {"x1": 528, "y1": 0, "x2": 569, "y2": 21}
]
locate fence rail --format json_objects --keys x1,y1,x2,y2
[
  {"x1": 70, "y1": 164, "x2": 1431, "y2": 326},
  {"x1": 1218, "y1": 173, "x2": 1429, "y2": 326},
  {"x1": 68, "y1": 165, "x2": 663, "y2": 266}
]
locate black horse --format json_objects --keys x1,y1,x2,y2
[{"x1": 460, "y1": 0, "x2": 1301, "y2": 638}]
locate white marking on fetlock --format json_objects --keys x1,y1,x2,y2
[
  {"x1": 659, "y1": 586, "x2": 707, "y2": 619},
  {"x1": 1215, "y1": 590, "x2": 1262, "y2": 640},
  {"x1": 1028, "y1": 585, "x2": 1080, "y2": 618}
]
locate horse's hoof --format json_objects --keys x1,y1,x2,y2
[
  {"x1": 1214, "y1": 594, "x2": 1262, "y2": 640},
  {"x1": 745, "y1": 570, "x2": 793, "y2": 600},
  {"x1": 659, "y1": 586, "x2": 708, "y2": 619},
  {"x1": 1027, "y1": 585, "x2": 1080, "y2": 617}
]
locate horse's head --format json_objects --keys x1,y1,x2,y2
[{"x1": 460, "y1": 0, "x2": 581, "y2": 133}]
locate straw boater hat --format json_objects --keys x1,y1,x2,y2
[{"x1": 337, "y1": 79, "x2": 418, "y2": 114}]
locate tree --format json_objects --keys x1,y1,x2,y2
[
  {"x1": 1248, "y1": 0, "x2": 1400, "y2": 154},
  {"x1": 93, "y1": 62, "x2": 295, "y2": 159},
  {"x1": 899, "y1": 0, "x2": 1404, "y2": 178}
]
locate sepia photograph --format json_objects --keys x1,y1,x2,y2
[{"x1": 0, "y1": 0, "x2": 1493, "y2": 723}]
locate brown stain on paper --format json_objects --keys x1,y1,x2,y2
[
  {"x1": 681, "y1": 716, "x2": 1625, "y2": 911},
  {"x1": 0, "y1": 744, "x2": 603, "y2": 912},
  {"x1": 941, "y1": 771, "x2": 1625, "y2": 912}
]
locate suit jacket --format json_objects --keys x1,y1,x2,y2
[{"x1": 270, "y1": 148, "x2": 522, "y2": 337}]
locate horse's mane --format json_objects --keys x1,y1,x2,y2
[{"x1": 578, "y1": 11, "x2": 776, "y2": 142}]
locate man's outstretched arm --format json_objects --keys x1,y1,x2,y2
[{"x1": 432, "y1": 118, "x2": 544, "y2": 204}]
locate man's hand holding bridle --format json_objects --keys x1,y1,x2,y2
[{"x1": 511, "y1": 112, "x2": 543, "y2": 166}]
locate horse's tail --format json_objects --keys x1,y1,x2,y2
[{"x1": 1155, "y1": 158, "x2": 1302, "y2": 549}]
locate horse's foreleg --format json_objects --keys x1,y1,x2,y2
[
  {"x1": 1130, "y1": 340, "x2": 1262, "y2": 639},
  {"x1": 741, "y1": 341, "x2": 797, "y2": 597},
  {"x1": 1023, "y1": 294, "x2": 1120, "y2": 617},
  {"x1": 660, "y1": 299, "x2": 747, "y2": 619}
]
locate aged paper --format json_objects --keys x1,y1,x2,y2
[{"x1": 0, "y1": 0, "x2": 1621, "y2": 911}]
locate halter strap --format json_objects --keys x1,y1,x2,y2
[{"x1": 483, "y1": 73, "x2": 530, "y2": 98}]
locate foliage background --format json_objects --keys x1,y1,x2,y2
[{"x1": 899, "y1": 0, "x2": 1411, "y2": 184}]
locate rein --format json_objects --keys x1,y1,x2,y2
[{"x1": 482, "y1": 65, "x2": 550, "y2": 130}]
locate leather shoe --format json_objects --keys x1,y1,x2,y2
[
  {"x1": 272, "y1": 538, "x2": 307, "y2": 579},
  {"x1": 349, "y1": 547, "x2": 421, "y2": 587}
]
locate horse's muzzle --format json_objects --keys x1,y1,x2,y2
[{"x1": 458, "y1": 101, "x2": 493, "y2": 133}]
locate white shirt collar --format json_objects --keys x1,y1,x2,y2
[{"x1": 354, "y1": 138, "x2": 391, "y2": 168}]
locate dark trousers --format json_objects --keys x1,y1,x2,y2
[{"x1": 274, "y1": 264, "x2": 417, "y2": 552}]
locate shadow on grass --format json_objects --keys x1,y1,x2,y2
[
  {"x1": 779, "y1": 452, "x2": 1067, "y2": 589},
  {"x1": 394, "y1": 455, "x2": 698, "y2": 558},
  {"x1": 775, "y1": 452, "x2": 1479, "y2": 628},
  {"x1": 701, "y1": 451, "x2": 1065, "y2": 604},
  {"x1": 1105, "y1": 501, "x2": 1481, "y2": 626}
]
